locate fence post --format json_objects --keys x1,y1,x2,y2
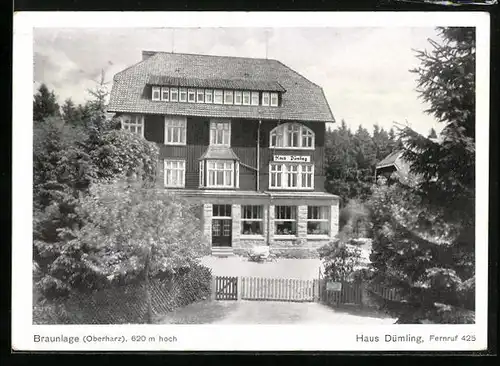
[
  {"x1": 211, "y1": 276, "x2": 217, "y2": 300},
  {"x1": 237, "y1": 277, "x2": 242, "y2": 301}
]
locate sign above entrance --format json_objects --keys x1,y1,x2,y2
[{"x1": 273, "y1": 155, "x2": 311, "y2": 163}]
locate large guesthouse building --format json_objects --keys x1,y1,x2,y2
[{"x1": 108, "y1": 51, "x2": 340, "y2": 256}]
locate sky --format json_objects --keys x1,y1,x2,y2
[{"x1": 33, "y1": 27, "x2": 442, "y2": 135}]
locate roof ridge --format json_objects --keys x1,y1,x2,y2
[{"x1": 143, "y1": 50, "x2": 278, "y2": 63}]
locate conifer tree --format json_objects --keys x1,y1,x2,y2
[{"x1": 33, "y1": 83, "x2": 60, "y2": 122}]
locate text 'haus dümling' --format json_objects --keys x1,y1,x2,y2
[{"x1": 108, "y1": 51, "x2": 340, "y2": 256}]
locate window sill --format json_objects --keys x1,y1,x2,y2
[
  {"x1": 307, "y1": 235, "x2": 331, "y2": 240},
  {"x1": 240, "y1": 235, "x2": 265, "y2": 240},
  {"x1": 268, "y1": 187, "x2": 315, "y2": 191},
  {"x1": 273, "y1": 235, "x2": 298, "y2": 240},
  {"x1": 269, "y1": 147, "x2": 315, "y2": 151},
  {"x1": 165, "y1": 185, "x2": 185, "y2": 189},
  {"x1": 164, "y1": 143, "x2": 186, "y2": 146}
]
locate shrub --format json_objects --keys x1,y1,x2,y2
[
  {"x1": 271, "y1": 248, "x2": 319, "y2": 259},
  {"x1": 338, "y1": 199, "x2": 371, "y2": 240},
  {"x1": 318, "y1": 240, "x2": 363, "y2": 282}
]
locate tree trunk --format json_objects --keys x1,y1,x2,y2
[{"x1": 144, "y1": 246, "x2": 153, "y2": 324}]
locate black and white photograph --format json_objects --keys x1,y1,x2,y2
[{"x1": 12, "y1": 12, "x2": 489, "y2": 351}]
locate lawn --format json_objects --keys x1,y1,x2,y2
[{"x1": 199, "y1": 256, "x2": 323, "y2": 280}]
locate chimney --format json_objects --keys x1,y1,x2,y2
[{"x1": 142, "y1": 51, "x2": 157, "y2": 61}]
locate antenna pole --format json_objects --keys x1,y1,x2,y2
[
  {"x1": 171, "y1": 28, "x2": 175, "y2": 53},
  {"x1": 265, "y1": 30, "x2": 269, "y2": 59}
]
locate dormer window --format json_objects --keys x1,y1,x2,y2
[
  {"x1": 197, "y1": 89, "x2": 205, "y2": 103},
  {"x1": 262, "y1": 92, "x2": 270, "y2": 106},
  {"x1": 251, "y1": 92, "x2": 259, "y2": 106},
  {"x1": 224, "y1": 90, "x2": 234, "y2": 104},
  {"x1": 188, "y1": 89, "x2": 196, "y2": 103},
  {"x1": 205, "y1": 89, "x2": 213, "y2": 103},
  {"x1": 161, "y1": 87, "x2": 169, "y2": 101},
  {"x1": 270, "y1": 123, "x2": 315, "y2": 149},
  {"x1": 242, "y1": 91, "x2": 250, "y2": 105},
  {"x1": 170, "y1": 88, "x2": 178, "y2": 101},
  {"x1": 152, "y1": 87, "x2": 161, "y2": 101},
  {"x1": 270, "y1": 92, "x2": 279, "y2": 107},
  {"x1": 214, "y1": 90, "x2": 223, "y2": 104},
  {"x1": 234, "y1": 91, "x2": 242, "y2": 105},
  {"x1": 179, "y1": 88, "x2": 187, "y2": 102}
]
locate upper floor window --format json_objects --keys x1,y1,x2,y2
[
  {"x1": 161, "y1": 87, "x2": 169, "y2": 101},
  {"x1": 179, "y1": 88, "x2": 187, "y2": 102},
  {"x1": 262, "y1": 92, "x2": 270, "y2": 106},
  {"x1": 170, "y1": 88, "x2": 179, "y2": 102},
  {"x1": 270, "y1": 123, "x2": 315, "y2": 149},
  {"x1": 188, "y1": 89, "x2": 196, "y2": 103},
  {"x1": 224, "y1": 90, "x2": 234, "y2": 104},
  {"x1": 270, "y1": 92, "x2": 279, "y2": 107},
  {"x1": 197, "y1": 89, "x2": 205, "y2": 103},
  {"x1": 251, "y1": 91, "x2": 259, "y2": 106},
  {"x1": 121, "y1": 115, "x2": 144, "y2": 137},
  {"x1": 164, "y1": 159, "x2": 185, "y2": 188},
  {"x1": 214, "y1": 90, "x2": 223, "y2": 104},
  {"x1": 165, "y1": 116, "x2": 187, "y2": 145},
  {"x1": 234, "y1": 91, "x2": 242, "y2": 105},
  {"x1": 207, "y1": 161, "x2": 234, "y2": 188},
  {"x1": 242, "y1": 91, "x2": 251, "y2": 105},
  {"x1": 152, "y1": 87, "x2": 161, "y2": 101},
  {"x1": 205, "y1": 89, "x2": 213, "y2": 103},
  {"x1": 269, "y1": 163, "x2": 314, "y2": 190},
  {"x1": 210, "y1": 120, "x2": 231, "y2": 146}
]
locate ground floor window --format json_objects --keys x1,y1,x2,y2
[
  {"x1": 307, "y1": 206, "x2": 330, "y2": 235},
  {"x1": 164, "y1": 160, "x2": 185, "y2": 187},
  {"x1": 274, "y1": 205, "x2": 297, "y2": 236},
  {"x1": 241, "y1": 205, "x2": 263, "y2": 235}
]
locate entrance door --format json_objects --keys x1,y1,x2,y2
[{"x1": 212, "y1": 204, "x2": 232, "y2": 247}]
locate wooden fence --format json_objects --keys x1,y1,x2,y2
[
  {"x1": 241, "y1": 277, "x2": 317, "y2": 302},
  {"x1": 214, "y1": 276, "x2": 238, "y2": 300}
]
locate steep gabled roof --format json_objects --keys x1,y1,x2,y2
[
  {"x1": 108, "y1": 51, "x2": 335, "y2": 123},
  {"x1": 376, "y1": 150, "x2": 404, "y2": 169}
]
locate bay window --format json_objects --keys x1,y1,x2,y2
[
  {"x1": 270, "y1": 123, "x2": 315, "y2": 149},
  {"x1": 241, "y1": 205, "x2": 263, "y2": 236},
  {"x1": 269, "y1": 163, "x2": 314, "y2": 189},
  {"x1": 121, "y1": 115, "x2": 144, "y2": 136},
  {"x1": 207, "y1": 161, "x2": 234, "y2": 188},
  {"x1": 274, "y1": 206, "x2": 297, "y2": 236},
  {"x1": 307, "y1": 206, "x2": 330, "y2": 236},
  {"x1": 164, "y1": 160, "x2": 185, "y2": 188},
  {"x1": 164, "y1": 116, "x2": 187, "y2": 145},
  {"x1": 210, "y1": 120, "x2": 231, "y2": 146}
]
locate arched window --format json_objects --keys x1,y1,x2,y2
[{"x1": 270, "y1": 123, "x2": 315, "y2": 149}]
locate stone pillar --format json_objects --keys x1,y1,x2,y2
[
  {"x1": 297, "y1": 205, "x2": 308, "y2": 246},
  {"x1": 203, "y1": 203, "x2": 213, "y2": 247},
  {"x1": 231, "y1": 204, "x2": 241, "y2": 250},
  {"x1": 268, "y1": 204, "x2": 275, "y2": 243},
  {"x1": 262, "y1": 204, "x2": 269, "y2": 244},
  {"x1": 330, "y1": 200, "x2": 340, "y2": 238}
]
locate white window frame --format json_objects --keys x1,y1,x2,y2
[
  {"x1": 164, "y1": 116, "x2": 187, "y2": 145},
  {"x1": 179, "y1": 88, "x2": 187, "y2": 102},
  {"x1": 242, "y1": 91, "x2": 250, "y2": 105},
  {"x1": 262, "y1": 92, "x2": 270, "y2": 106},
  {"x1": 197, "y1": 89, "x2": 205, "y2": 103},
  {"x1": 234, "y1": 91, "x2": 242, "y2": 105},
  {"x1": 270, "y1": 92, "x2": 279, "y2": 107},
  {"x1": 269, "y1": 123, "x2": 315, "y2": 149},
  {"x1": 224, "y1": 90, "x2": 234, "y2": 105},
  {"x1": 161, "y1": 87, "x2": 169, "y2": 101},
  {"x1": 268, "y1": 163, "x2": 314, "y2": 190},
  {"x1": 121, "y1": 114, "x2": 144, "y2": 137},
  {"x1": 188, "y1": 89, "x2": 196, "y2": 103},
  {"x1": 152, "y1": 86, "x2": 161, "y2": 101},
  {"x1": 251, "y1": 91, "x2": 259, "y2": 106},
  {"x1": 205, "y1": 89, "x2": 213, "y2": 103},
  {"x1": 164, "y1": 159, "x2": 186, "y2": 188},
  {"x1": 210, "y1": 120, "x2": 231, "y2": 147},
  {"x1": 274, "y1": 205, "x2": 297, "y2": 237},
  {"x1": 206, "y1": 160, "x2": 235, "y2": 188},
  {"x1": 199, "y1": 160, "x2": 205, "y2": 187},
  {"x1": 170, "y1": 88, "x2": 179, "y2": 102},
  {"x1": 214, "y1": 90, "x2": 223, "y2": 104},
  {"x1": 241, "y1": 205, "x2": 264, "y2": 237},
  {"x1": 307, "y1": 206, "x2": 330, "y2": 237}
]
